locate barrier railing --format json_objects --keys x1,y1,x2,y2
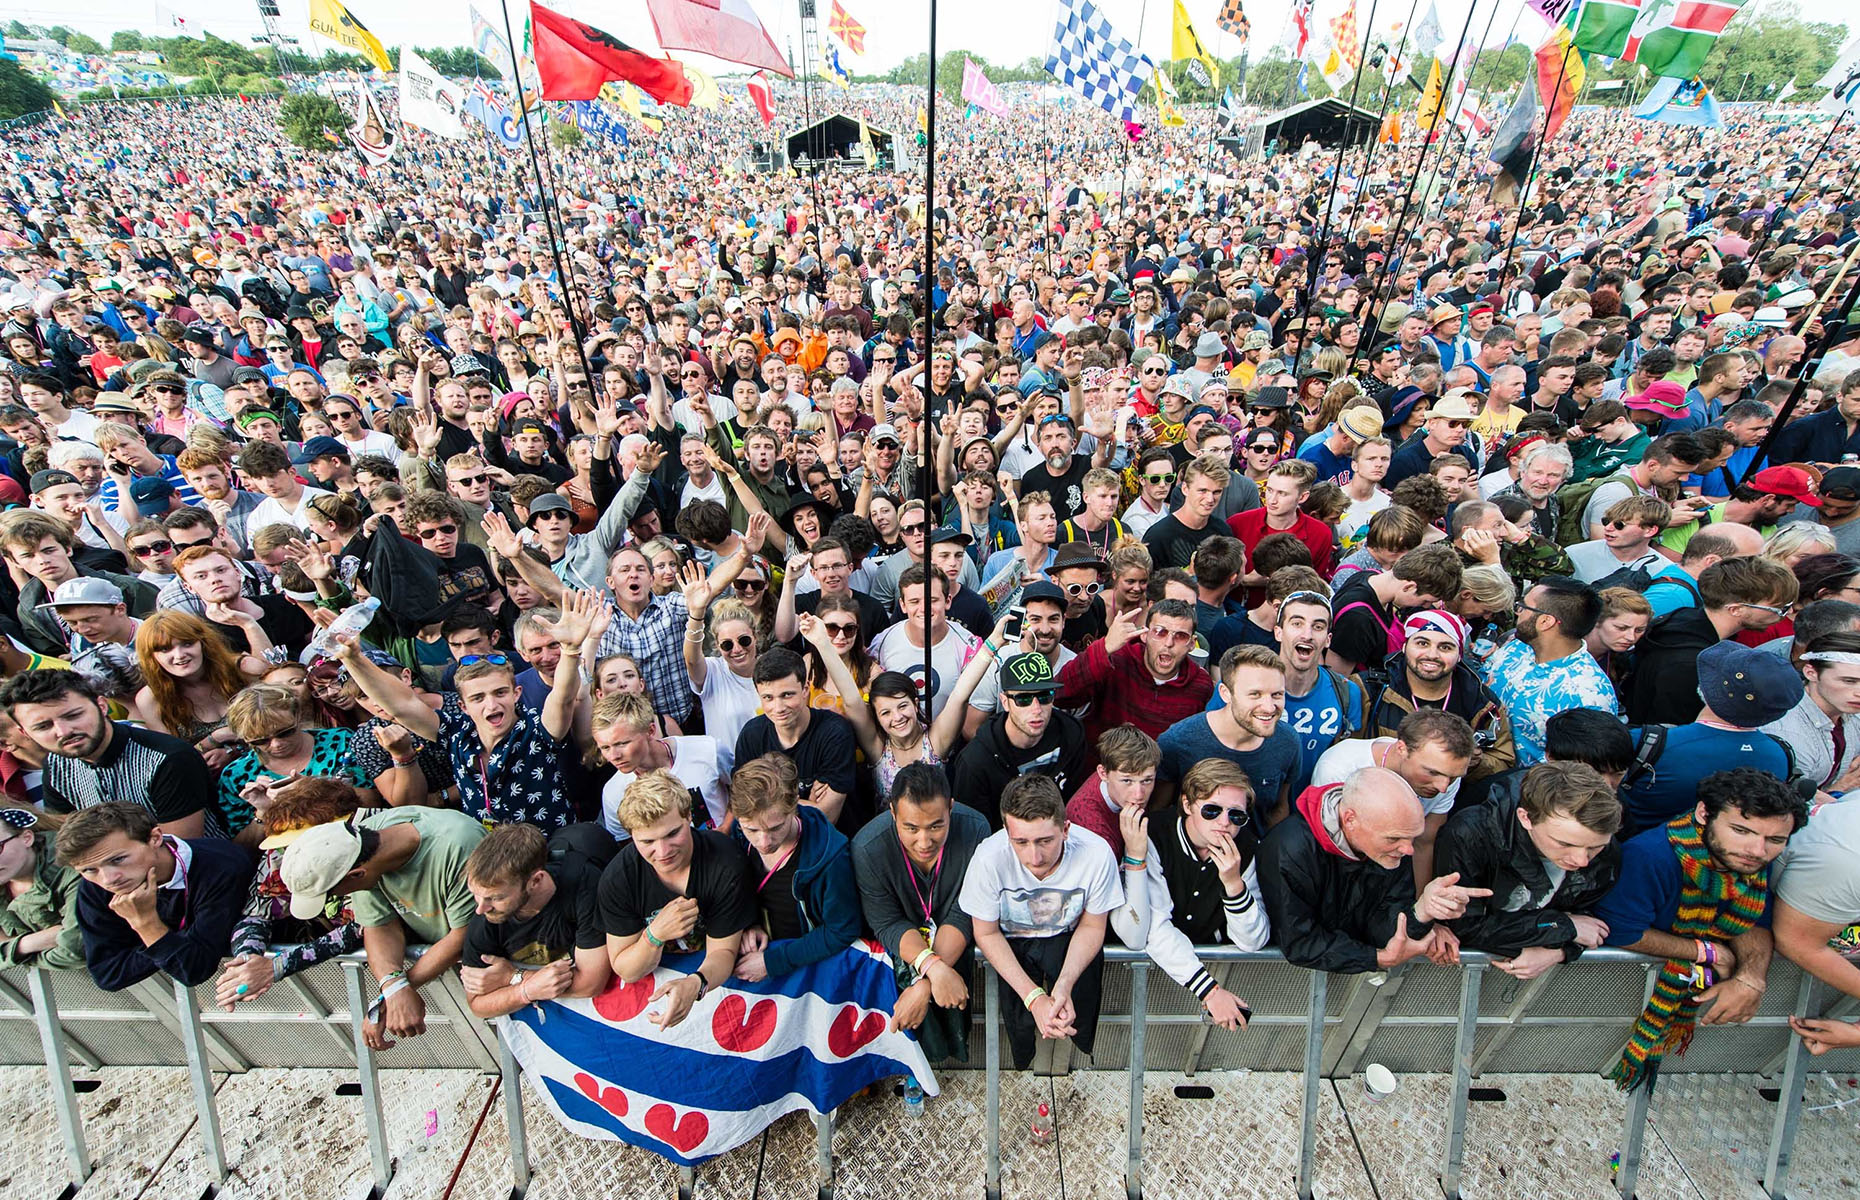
[{"x1": 5, "y1": 945, "x2": 1857, "y2": 1199}]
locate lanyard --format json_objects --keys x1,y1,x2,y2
[
  {"x1": 898, "y1": 835, "x2": 944, "y2": 927},
  {"x1": 476, "y1": 752, "x2": 494, "y2": 826},
  {"x1": 756, "y1": 820, "x2": 802, "y2": 892},
  {"x1": 162, "y1": 835, "x2": 190, "y2": 932}
]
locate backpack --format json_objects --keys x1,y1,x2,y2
[
  {"x1": 1619, "y1": 722, "x2": 1804, "y2": 794},
  {"x1": 1591, "y1": 561, "x2": 1661, "y2": 593},
  {"x1": 1335, "y1": 599, "x2": 1405, "y2": 665},
  {"x1": 1553, "y1": 469, "x2": 1635, "y2": 545}
]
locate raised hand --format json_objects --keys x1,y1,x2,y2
[
  {"x1": 745, "y1": 509, "x2": 771, "y2": 551},
  {"x1": 679, "y1": 560, "x2": 714, "y2": 619},
  {"x1": 540, "y1": 588, "x2": 602, "y2": 648},
  {"x1": 480, "y1": 510, "x2": 523, "y2": 559},
  {"x1": 594, "y1": 393, "x2": 625, "y2": 439},
  {"x1": 410, "y1": 407, "x2": 443, "y2": 458}
]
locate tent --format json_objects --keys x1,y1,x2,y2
[
  {"x1": 1240, "y1": 97, "x2": 1381, "y2": 158},
  {"x1": 784, "y1": 112, "x2": 898, "y2": 171}
]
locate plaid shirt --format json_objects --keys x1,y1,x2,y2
[
  {"x1": 1055, "y1": 638, "x2": 1214, "y2": 751},
  {"x1": 596, "y1": 593, "x2": 693, "y2": 723}
]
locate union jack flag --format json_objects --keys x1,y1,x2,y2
[{"x1": 828, "y1": 1, "x2": 866, "y2": 55}]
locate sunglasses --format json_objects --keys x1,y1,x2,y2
[
  {"x1": 1142, "y1": 472, "x2": 1177, "y2": 485},
  {"x1": 873, "y1": 355, "x2": 896, "y2": 364},
  {"x1": 900, "y1": 522, "x2": 928, "y2": 535},
  {"x1": 130, "y1": 539, "x2": 173, "y2": 555},
  {"x1": 450, "y1": 474, "x2": 488, "y2": 488},
  {"x1": 418, "y1": 524, "x2": 458, "y2": 539},
  {"x1": 153, "y1": 384, "x2": 185, "y2": 395},
  {"x1": 1008, "y1": 691, "x2": 1056, "y2": 707},
  {"x1": 1442, "y1": 419, "x2": 1472, "y2": 430},
  {"x1": 734, "y1": 578, "x2": 768, "y2": 592},
  {"x1": 823, "y1": 621, "x2": 858, "y2": 638},
  {"x1": 1198, "y1": 803, "x2": 1249, "y2": 825},
  {"x1": 717, "y1": 634, "x2": 755, "y2": 653},
  {"x1": 457, "y1": 653, "x2": 510, "y2": 666},
  {"x1": 1064, "y1": 581, "x2": 1102, "y2": 598},
  {"x1": 1737, "y1": 601, "x2": 1793, "y2": 617},
  {"x1": 1141, "y1": 366, "x2": 1168, "y2": 376},
  {"x1": 244, "y1": 725, "x2": 299, "y2": 750},
  {"x1": 1146, "y1": 627, "x2": 1193, "y2": 646}
]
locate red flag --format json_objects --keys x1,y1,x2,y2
[
  {"x1": 643, "y1": 0, "x2": 793, "y2": 78},
  {"x1": 530, "y1": 2, "x2": 694, "y2": 104},
  {"x1": 747, "y1": 72, "x2": 775, "y2": 127}
]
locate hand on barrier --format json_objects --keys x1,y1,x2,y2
[
  {"x1": 734, "y1": 951, "x2": 769, "y2": 983},
  {"x1": 1790, "y1": 1015, "x2": 1860, "y2": 1055},
  {"x1": 215, "y1": 953, "x2": 274, "y2": 1010},
  {"x1": 1377, "y1": 912, "x2": 1437, "y2": 969},
  {"x1": 926, "y1": 958, "x2": 969, "y2": 1010},
  {"x1": 891, "y1": 977, "x2": 932, "y2": 1032},
  {"x1": 1568, "y1": 914, "x2": 1610, "y2": 949},
  {"x1": 365, "y1": 986, "x2": 426, "y2": 1050},
  {"x1": 1426, "y1": 927, "x2": 1462, "y2": 967},
  {"x1": 1413, "y1": 872, "x2": 1494, "y2": 923},
  {"x1": 1698, "y1": 973, "x2": 1765, "y2": 1026},
  {"x1": 460, "y1": 961, "x2": 513, "y2": 998},
  {"x1": 647, "y1": 973, "x2": 703, "y2": 1030},
  {"x1": 1031, "y1": 990, "x2": 1076, "y2": 1041},
  {"x1": 1203, "y1": 986, "x2": 1250, "y2": 1031},
  {"x1": 1491, "y1": 945, "x2": 1564, "y2": 980}
]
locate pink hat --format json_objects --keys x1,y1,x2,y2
[
  {"x1": 500, "y1": 391, "x2": 531, "y2": 419},
  {"x1": 1402, "y1": 609, "x2": 1469, "y2": 648},
  {"x1": 1624, "y1": 380, "x2": 1688, "y2": 417}
]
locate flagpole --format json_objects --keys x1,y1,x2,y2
[
  {"x1": 923, "y1": 0, "x2": 937, "y2": 693},
  {"x1": 497, "y1": 0, "x2": 596, "y2": 387},
  {"x1": 790, "y1": 34, "x2": 824, "y2": 230},
  {"x1": 1442, "y1": 5, "x2": 1515, "y2": 211},
  {"x1": 1308, "y1": 0, "x2": 1386, "y2": 298},
  {"x1": 1344, "y1": 0, "x2": 1479, "y2": 382},
  {"x1": 1745, "y1": 109, "x2": 1846, "y2": 265},
  {"x1": 1204, "y1": 31, "x2": 1223, "y2": 203},
  {"x1": 1119, "y1": 0, "x2": 1153, "y2": 225},
  {"x1": 1737, "y1": 249, "x2": 1860, "y2": 486},
  {"x1": 1496, "y1": 23, "x2": 1574, "y2": 282},
  {"x1": 1350, "y1": 0, "x2": 1423, "y2": 205}
]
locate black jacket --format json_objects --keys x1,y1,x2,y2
[
  {"x1": 949, "y1": 709, "x2": 1089, "y2": 830},
  {"x1": 1367, "y1": 660, "x2": 1519, "y2": 785},
  {"x1": 1625, "y1": 607, "x2": 1718, "y2": 726},
  {"x1": 1432, "y1": 780, "x2": 1621, "y2": 960},
  {"x1": 1257, "y1": 785, "x2": 1427, "y2": 974}
]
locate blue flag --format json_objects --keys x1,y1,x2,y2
[
  {"x1": 1634, "y1": 75, "x2": 1723, "y2": 129},
  {"x1": 570, "y1": 100, "x2": 629, "y2": 145}
]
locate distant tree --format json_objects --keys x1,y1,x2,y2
[
  {"x1": 44, "y1": 25, "x2": 72, "y2": 47},
  {"x1": 66, "y1": 32, "x2": 103, "y2": 55},
  {"x1": 418, "y1": 46, "x2": 501, "y2": 77},
  {"x1": 0, "y1": 58, "x2": 54, "y2": 119},
  {"x1": 5, "y1": 21, "x2": 31, "y2": 39},
  {"x1": 279, "y1": 91, "x2": 351, "y2": 150},
  {"x1": 550, "y1": 121, "x2": 584, "y2": 148},
  {"x1": 1703, "y1": 9, "x2": 1846, "y2": 99},
  {"x1": 110, "y1": 31, "x2": 146, "y2": 52}
]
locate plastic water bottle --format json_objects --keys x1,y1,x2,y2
[
  {"x1": 903, "y1": 1078, "x2": 925, "y2": 1117},
  {"x1": 1029, "y1": 1100, "x2": 1053, "y2": 1145},
  {"x1": 304, "y1": 596, "x2": 380, "y2": 661}
]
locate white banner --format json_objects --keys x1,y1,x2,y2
[{"x1": 398, "y1": 46, "x2": 467, "y2": 139}]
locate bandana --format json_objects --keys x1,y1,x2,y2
[
  {"x1": 1403, "y1": 610, "x2": 1468, "y2": 649},
  {"x1": 0, "y1": 808, "x2": 36, "y2": 832}
]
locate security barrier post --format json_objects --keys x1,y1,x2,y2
[
  {"x1": 1297, "y1": 970, "x2": 1328, "y2": 1200},
  {"x1": 1763, "y1": 971, "x2": 1818, "y2": 1199},
  {"x1": 1125, "y1": 961, "x2": 1148, "y2": 1199},
  {"x1": 498, "y1": 1031, "x2": 530, "y2": 1196},
  {"x1": 173, "y1": 978, "x2": 227, "y2": 1180},
  {"x1": 342, "y1": 959, "x2": 396, "y2": 1195},
  {"x1": 1441, "y1": 960, "x2": 1484, "y2": 1199},
  {"x1": 27, "y1": 967, "x2": 91, "y2": 1182},
  {"x1": 985, "y1": 963, "x2": 1001, "y2": 1200},
  {"x1": 815, "y1": 1109, "x2": 834, "y2": 1198},
  {"x1": 1616, "y1": 1066, "x2": 1655, "y2": 1200}
]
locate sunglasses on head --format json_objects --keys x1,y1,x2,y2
[
  {"x1": 457, "y1": 653, "x2": 509, "y2": 667},
  {"x1": 1008, "y1": 691, "x2": 1056, "y2": 707},
  {"x1": 1198, "y1": 803, "x2": 1249, "y2": 825}
]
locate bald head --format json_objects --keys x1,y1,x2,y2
[{"x1": 1338, "y1": 767, "x2": 1424, "y2": 870}]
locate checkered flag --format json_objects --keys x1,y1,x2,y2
[{"x1": 1045, "y1": 0, "x2": 1157, "y2": 124}]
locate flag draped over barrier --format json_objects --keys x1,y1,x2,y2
[{"x1": 501, "y1": 943, "x2": 936, "y2": 1166}]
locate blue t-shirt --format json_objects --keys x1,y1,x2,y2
[
  {"x1": 1282, "y1": 671, "x2": 1364, "y2": 794},
  {"x1": 1597, "y1": 821, "x2": 1774, "y2": 947},
  {"x1": 1157, "y1": 715, "x2": 1301, "y2": 830},
  {"x1": 1619, "y1": 724, "x2": 1791, "y2": 839},
  {"x1": 1297, "y1": 441, "x2": 1356, "y2": 487}
]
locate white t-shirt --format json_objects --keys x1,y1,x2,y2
[
  {"x1": 248, "y1": 485, "x2": 333, "y2": 533},
  {"x1": 1773, "y1": 799, "x2": 1860, "y2": 926},
  {"x1": 958, "y1": 825, "x2": 1123, "y2": 937},
  {"x1": 1310, "y1": 736, "x2": 1460, "y2": 815},
  {"x1": 601, "y1": 734, "x2": 729, "y2": 839},
  {"x1": 1566, "y1": 541, "x2": 1665, "y2": 586},
  {"x1": 339, "y1": 429, "x2": 403, "y2": 462},
  {"x1": 1477, "y1": 470, "x2": 1516, "y2": 499},
  {"x1": 869, "y1": 621, "x2": 980, "y2": 719},
  {"x1": 695, "y1": 658, "x2": 761, "y2": 775},
  {"x1": 681, "y1": 471, "x2": 728, "y2": 510},
  {"x1": 49, "y1": 409, "x2": 102, "y2": 442}
]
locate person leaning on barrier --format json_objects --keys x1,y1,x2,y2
[
  {"x1": 1596, "y1": 769, "x2": 1805, "y2": 1083},
  {"x1": 1431, "y1": 762, "x2": 1623, "y2": 980},
  {"x1": 1456, "y1": 708, "x2": 1636, "y2": 811},
  {"x1": 459, "y1": 823, "x2": 613, "y2": 1020},
  {"x1": 1122, "y1": 759, "x2": 1267, "y2": 1031},
  {"x1": 0, "y1": 807, "x2": 86, "y2": 971},
  {"x1": 727, "y1": 753, "x2": 862, "y2": 983},
  {"x1": 279, "y1": 801, "x2": 487, "y2": 1050},
  {"x1": 1258, "y1": 768, "x2": 1493, "y2": 974},
  {"x1": 60, "y1": 801, "x2": 257, "y2": 991},
  {"x1": 851, "y1": 763, "x2": 989, "y2": 1057},
  {"x1": 1769, "y1": 796, "x2": 1860, "y2": 1055},
  {"x1": 215, "y1": 776, "x2": 366, "y2": 1011},
  {"x1": 959, "y1": 772, "x2": 1122, "y2": 1070},
  {"x1": 600, "y1": 770, "x2": 755, "y2": 1032}
]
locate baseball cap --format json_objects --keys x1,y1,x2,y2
[
  {"x1": 291, "y1": 436, "x2": 350, "y2": 466},
  {"x1": 129, "y1": 476, "x2": 177, "y2": 518},
  {"x1": 871, "y1": 423, "x2": 903, "y2": 447},
  {"x1": 38, "y1": 577, "x2": 126, "y2": 610},
  {"x1": 998, "y1": 651, "x2": 1058, "y2": 695},
  {"x1": 279, "y1": 819, "x2": 365, "y2": 920},
  {"x1": 1819, "y1": 466, "x2": 1860, "y2": 500},
  {"x1": 28, "y1": 468, "x2": 78, "y2": 494},
  {"x1": 929, "y1": 527, "x2": 973, "y2": 548},
  {"x1": 1021, "y1": 580, "x2": 1066, "y2": 607},
  {"x1": 1624, "y1": 381, "x2": 1688, "y2": 417},
  {"x1": 1749, "y1": 465, "x2": 1820, "y2": 506}
]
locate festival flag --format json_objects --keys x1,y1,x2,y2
[
  {"x1": 641, "y1": 0, "x2": 792, "y2": 77},
  {"x1": 1415, "y1": 57, "x2": 1447, "y2": 132},
  {"x1": 308, "y1": 0, "x2": 393, "y2": 74},
  {"x1": 1634, "y1": 74, "x2": 1724, "y2": 127},
  {"x1": 465, "y1": 80, "x2": 525, "y2": 150},
  {"x1": 818, "y1": 44, "x2": 852, "y2": 89},
  {"x1": 829, "y1": 1, "x2": 867, "y2": 55},
  {"x1": 398, "y1": 47, "x2": 467, "y2": 138},
  {"x1": 746, "y1": 72, "x2": 775, "y2": 125},
  {"x1": 1489, "y1": 81, "x2": 1539, "y2": 206},
  {"x1": 1153, "y1": 74, "x2": 1187, "y2": 124},
  {"x1": 1218, "y1": 0, "x2": 1250, "y2": 41},
  {"x1": 1534, "y1": 20, "x2": 1585, "y2": 140},
  {"x1": 683, "y1": 63, "x2": 721, "y2": 109},
  {"x1": 1625, "y1": 0, "x2": 1745, "y2": 79},
  {"x1": 1526, "y1": 0, "x2": 1582, "y2": 27},
  {"x1": 1296, "y1": 59, "x2": 1310, "y2": 96},
  {"x1": 531, "y1": 2, "x2": 694, "y2": 105},
  {"x1": 961, "y1": 58, "x2": 1010, "y2": 117},
  {"x1": 571, "y1": 99, "x2": 630, "y2": 143},
  {"x1": 1329, "y1": 4, "x2": 1362, "y2": 69},
  {"x1": 1045, "y1": 0, "x2": 1157, "y2": 125},
  {"x1": 1379, "y1": 108, "x2": 1401, "y2": 142},
  {"x1": 858, "y1": 119, "x2": 876, "y2": 165},
  {"x1": 347, "y1": 79, "x2": 396, "y2": 165},
  {"x1": 1216, "y1": 86, "x2": 1242, "y2": 136},
  {"x1": 1412, "y1": 2, "x2": 1444, "y2": 61},
  {"x1": 1318, "y1": 41, "x2": 1355, "y2": 92},
  {"x1": 1574, "y1": 0, "x2": 1640, "y2": 57},
  {"x1": 1282, "y1": 0, "x2": 1314, "y2": 58},
  {"x1": 1172, "y1": 1, "x2": 1221, "y2": 90},
  {"x1": 1818, "y1": 39, "x2": 1860, "y2": 115},
  {"x1": 1776, "y1": 76, "x2": 1796, "y2": 102},
  {"x1": 502, "y1": 944, "x2": 935, "y2": 1167}
]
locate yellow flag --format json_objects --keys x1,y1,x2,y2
[
  {"x1": 307, "y1": 0, "x2": 392, "y2": 74},
  {"x1": 1415, "y1": 58, "x2": 1445, "y2": 129},
  {"x1": 684, "y1": 64, "x2": 721, "y2": 110},
  {"x1": 610, "y1": 82, "x2": 643, "y2": 119},
  {"x1": 1172, "y1": 0, "x2": 1220, "y2": 90}
]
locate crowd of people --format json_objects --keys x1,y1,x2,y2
[{"x1": 1, "y1": 82, "x2": 1859, "y2": 1135}]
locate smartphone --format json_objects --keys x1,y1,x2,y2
[{"x1": 1005, "y1": 605, "x2": 1025, "y2": 640}]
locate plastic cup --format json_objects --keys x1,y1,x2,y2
[{"x1": 1363, "y1": 1063, "x2": 1397, "y2": 1102}]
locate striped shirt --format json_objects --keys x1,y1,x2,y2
[{"x1": 43, "y1": 722, "x2": 227, "y2": 837}]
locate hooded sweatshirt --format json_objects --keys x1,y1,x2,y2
[
  {"x1": 735, "y1": 803, "x2": 862, "y2": 978},
  {"x1": 1625, "y1": 608, "x2": 1720, "y2": 726}
]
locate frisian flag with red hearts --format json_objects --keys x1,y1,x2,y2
[{"x1": 500, "y1": 941, "x2": 937, "y2": 1166}]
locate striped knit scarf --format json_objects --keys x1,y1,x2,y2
[{"x1": 1608, "y1": 816, "x2": 1769, "y2": 1092}]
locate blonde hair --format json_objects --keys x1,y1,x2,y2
[
  {"x1": 1458, "y1": 563, "x2": 1516, "y2": 612},
  {"x1": 617, "y1": 769, "x2": 692, "y2": 832}
]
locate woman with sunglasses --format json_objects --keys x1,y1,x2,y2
[
  {"x1": 133, "y1": 611, "x2": 268, "y2": 768},
  {"x1": 683, "y1": 574, "x2": 765, "y2": 767},
  {"x1": 216, "y1": 684, "x2": 374, "y2": 829},
  {"x1": 801, "y1": 593, "x2": 878, "y2": 717},
  {"x1": 799, "y1": 611, "x2": 1007, "y2": 798}
]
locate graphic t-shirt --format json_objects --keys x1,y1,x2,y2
[
  {"x1": 957, "y1": 825, "x2": 1122, "y2": 937},
  {"x1": 462, "y1": 861, "x2": 606, "y2": 969}
]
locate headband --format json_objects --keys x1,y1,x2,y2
[
  {"x1": 1404, "y1": 609, "x2": 1470, "y2": 648},
  {"x1": 1280, "y1": 589, "x2": 1332, "y2": 612},
  {"x1": 1802, "y1": 652, "x2": 1860, "y2": 666}
]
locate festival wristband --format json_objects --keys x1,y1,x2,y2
[
  {"x1": 1694, "y1": 939, "x2": 1710, "y2": 964},
  {"x1": 390, "y1": 755, "x2": 418, "y2": 768},
  {"x1": 380, "y1": 977, "x2": 411, "y2": 1000},
  {"x1": 645, "y1": 927, "x2": 665, "y2": 949},
  {"x1": 1121, "y1": 855, "x2": 1146, "y2": 869},
  {"x1": 911, "y1": 948, "x2": 937, "y2": 975},
  {"x1": 1022, "y1": 985, "x2": 1047, "y2": 1010}
]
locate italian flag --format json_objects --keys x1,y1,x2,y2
[
  {"x1": 1573, "y1": 0, "x2": 1641, "y2": 58},
  {"x1": 1626, "y1": 0, "x2": 1745, "y2": 80}
]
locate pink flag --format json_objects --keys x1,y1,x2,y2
[{"x1": 960, "y1": 59, "x2": 1009, "y2": 118}]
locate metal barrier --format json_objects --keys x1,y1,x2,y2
[{"x1": 6, "y1": 945, "x2": 1860, "y2": 1199}]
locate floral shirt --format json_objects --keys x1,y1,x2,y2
[
  {"x1": 1480, "y1": 638, "x2": 1620, "y2": 766},
  {"x1": 217, "y1": 727, "x2": 365, "y2": 831},
  {"x1": 438, "y1": 694, "x2": 574, "y2": 830}
]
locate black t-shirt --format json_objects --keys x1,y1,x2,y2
[
  {"x1": 205, "y1": 593, "x2": 315, "y2": 659},
  {"x1": 1142, "y1": 512, "x2": 1217, "y2": 570},
  {"x1": 734, "y1": 709, "x2": 859, "y2": 800},
  {"x1": 1063, "y1": 596, "x2": 1108, "y2": 651},
  {"x1": 756, "y1": 849, "x2": 806, "y2": 940},
  {"x1": 1019, "y1": 454, "x2": 1094, "y2": 523},
  {"x1": 462, "y1": 861, "x2": 605, "y2": 969},
  {"x1": 596, "y1": 829, "x2": 757, "y2": 951},
  {"x1": 436, "y1": 542, "x2": 498, "y2": 609},
  {"x1": 1330, "y1": 572, "x2": 1396, "y2": 673},
  {"x1": 948, "y1": 586, "x2": 993, "y2": 639}
]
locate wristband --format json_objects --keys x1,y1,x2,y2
[
  {"x1": 390, "y1": 755, "x2": 419, "y2": 768},
  {"x1": 1694, "y1": 939, "x2": 1710, "y2": 965},
  {"x1": 911, "y1": 948, "x2": 937, "y2": 975},
  {"x1": 1121, "y1": 855, "x2": 1146, "y2": 869},
  {"x1": 1022, "y1": 985, "x2": 1047, "y2": 1010},
  {"x1": 381, "y1": 977, "x2": 411, "y2": 1000},
  {"x1": 645, "y1": 927, "x2": 665, "y2": 949}
]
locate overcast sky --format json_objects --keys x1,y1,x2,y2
[{"x1": 20, "y1": 0, "x2": 1855, "y2": 78}]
